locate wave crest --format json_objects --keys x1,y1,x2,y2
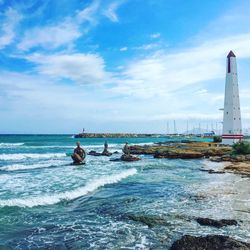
[
  {"x1": 0, "y1": 143, "x2": 24, "y2": 148},
  {"x1": 0, "y1": 153, "x2": 66, "y2": 161},
  {"x1": 0, "y1": 168, "x2": 137, "y2": 208},
  {"x1": 1, "y1": 160, "x2": 68, "y2": 171}
]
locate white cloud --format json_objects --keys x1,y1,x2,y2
[
  {"x1": 76, "y1": 0, "x2": 100, "y2": 23},
  {"x1": 103, "y1": 1, "x2": 123, "y2": 22},
  {"x1": 18, "y1": 19, "x2": 81, "y2": 51},
  {"x1": 135, "y1": 42, "x2": 162, "y2": 50},
  {"x1": 112, "y1": 33, "x2": 250, "y2": 98},
  {"x1": 150, "y1": 33, "x2": 161, "y2": 39},
  {"x1": 120, "y1": 47, "x2": 128, "y2": 51},
  {"x1": 0, "y1": 8, "x2": 22, "y2": 49},
  {"x1": 25, "y1": 53, "x2": 111, "y2": 85},
  {"x1": 18, "y1": 1, "x2": 100, "y2": 51}
]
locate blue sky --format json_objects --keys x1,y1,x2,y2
[{"x1": 1, "y1": 0, "x2": 250, "y2": 134}]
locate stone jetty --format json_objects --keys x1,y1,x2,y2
[{"x1": 74, "y1": 133, "x2": 163, "y2": 138}]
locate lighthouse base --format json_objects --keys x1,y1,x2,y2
[{"x1": 222, "y1": 135, "x2": 243, "y2": 145}]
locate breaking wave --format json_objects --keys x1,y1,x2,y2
[
  {"x1": 0, "y1": 143, "x2": 24, "y2": 148},
  {"x1": 0, "y1": 153, "x2": 66, "y2": 161},
  {"x1": 1, "y1": 160, "x2": 68, "y2": 171},
  {"x1": 0, "y1": 168, "x2": 137, "y2": 208}
]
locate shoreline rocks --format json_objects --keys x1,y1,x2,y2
[
  {"x1": 170, "y1": 235, "x2": 250, "y2": 250},
  {"x1": 196, "y1": 218, "x2": 237, "y2": 228},
  {"x1": 120, "y1": 154, "x2": 141, "y2": 162},
  {"x1": 129, "y1": 142, "x2": 232, "y2": 159},
  {"x1": 224, "y1": 162, "x2": 250, "y2": 176}
]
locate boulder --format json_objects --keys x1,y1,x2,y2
[
  {"x1": 101, "y1": 151, "x2": 112, "y2": 156},
  {"x1": 196, "y1": 218, "x2": 237, "y2": 228},
  {"x1": 88, "y1": 151, "x2": 102, "y2": 156},
  {"x1": 88, "y1": 150, "x2": 112, "y2": 156},
  {"x1": 120, "y1": 154, "x2": 141, "y2": 162},
  {"x1": 170, "y1": 235, "x2": 250, "y2": 250}
]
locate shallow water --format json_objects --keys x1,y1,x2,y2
[{"x1": 0, "y1": 135, "x2": 249, "y2": 249}]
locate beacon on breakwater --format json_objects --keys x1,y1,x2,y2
[{"x1": 222, "y1": 51, "x2": 243, "y2": 145}]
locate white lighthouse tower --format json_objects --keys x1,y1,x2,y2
[{"x1": 222, "y1": 51, "x2": 243, "y2": 145}]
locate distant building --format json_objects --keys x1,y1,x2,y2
[
  {"x1": 204, "y1": 131, "x2": 215, "y2": 137},
  {"x1": 222, "y1": 51, "x2": 243, "y2": 145}
]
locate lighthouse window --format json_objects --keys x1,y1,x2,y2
[
  {"x1": 234, "y1": 118, "x2": 236, "y2": 120},
  {"x1": 227, "y1": 112, "x2": 228, "y2": 114}
]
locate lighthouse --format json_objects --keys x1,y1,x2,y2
[{"x1": 222, "y1": 51, "x2": 243, "y2": 145}]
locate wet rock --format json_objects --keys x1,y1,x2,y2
[
  {"x1": 88, "y1": 150, "x2": 112, "y2": 156},
  {"x1": 101, "y1": 151, "x2": 112, "y2": 156},
  {"x1": 113, "y1": 151, "x2": 119, "y2": 154},
  {"x1": 88, "y1": 151, "x2": 102, "y2": 156},
  {"x1": 170, "y1": 235, "x2": 250, "y2": 250},
  {"x1": 127, "y1": 214, "x2": 168, "y2": 228},
  {"x1": 110, "y1": 158, "x2": 121, "y2": 162},
  {"x1": 196, "y1": 218, "x2": 237, "y2": 228},
  {"x1": 154, "y1": 150, "x2": 204, "y2": 159},
  {"x1": 120, "y1": 154, "x2": 141, "y2": 162},
  {"x1": 199, "y1": 169, "x2": 225, "y2": 174}
]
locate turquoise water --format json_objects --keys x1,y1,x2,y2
[{"x1": 0, "y1": 135, "x2": 249, "y2": 249}]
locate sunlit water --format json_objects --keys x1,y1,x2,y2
[{"x1": 0, "y1": 135, "x2": 249, "y2": 249}]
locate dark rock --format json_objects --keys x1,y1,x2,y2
[
  {"x1": 127, "y1": 214, "x2": 168, "y2": 228},
  {"x1": 170, "y1": 235, "x2": 250, "y2": 250},
  {"x1": 199, "y1": 169, "x2": 225, "y2": 174},
  {"x1": 196, "y1": 218, "x2": 237, "y2": 228},
  {"x1": 109, "y1": 158, "x2": 121, "y2": 162},
  {"x1": 88, "y1": 150, "x2": 112, "y2": 156},
  {"x1": 120, "y1": 154, "x2": 141, "y2": 162},
  {"x1": 101, "y1": 151, "x2": 112, "y2": 156},
  {"x1": 88, "y1": 151, "x2": 102, "y2": 156},
  {"x1": 113, "y1": 151, "x2": 119, "y2": 154}
]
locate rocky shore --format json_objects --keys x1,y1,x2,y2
[
  {"x1": 129, "y1": 141, "x2": 232, "y2": 159},
  {"x1": 128, "y1": 141, "x2": 250, "y2": 176}
]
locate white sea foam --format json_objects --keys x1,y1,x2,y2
[
  {"x1": 0, "y1": 143, "x2": 24, "y2": 148},
  {"x1": 1, "y1": 160, "x2": 68, "y2": 171},
  {"x1": 0, "y1": 153, "x2": 66, "y2": 161},
  {"x1": 0, "y1": 168, "x2": 137, "y2": 207}
]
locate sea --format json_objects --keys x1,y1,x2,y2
[{"x1": 0, "y1": 135, "x2": 249, "y2": 249}]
